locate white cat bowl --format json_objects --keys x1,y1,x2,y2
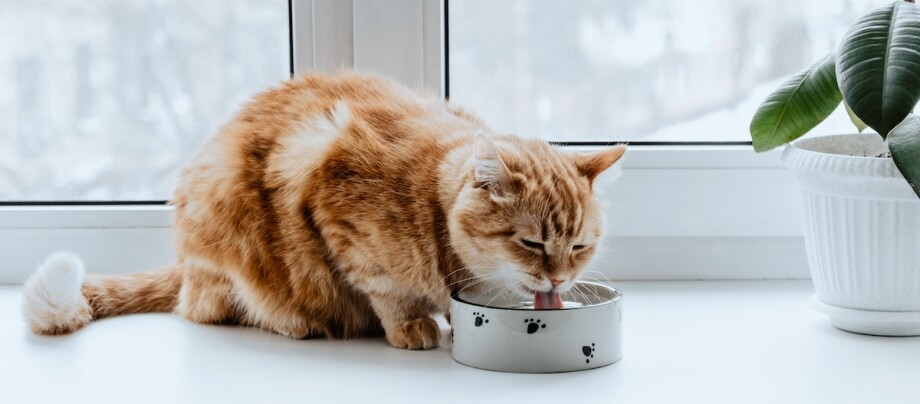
[{"x1": 450, "y1": 281, "x2": 623, "y2": 373}]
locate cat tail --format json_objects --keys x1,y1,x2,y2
[{"x1": 21, "y1": 252, "x2": 182, "y2": 335}]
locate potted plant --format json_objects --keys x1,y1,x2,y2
[{"x1": 750, "y1": 0, "x2": 920, "y2": 336}]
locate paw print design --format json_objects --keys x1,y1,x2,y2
[
  {"x1": 582, "y1": 343, "x2": 596, "y2": 363},
  {"x1": 524, "y1": 318, "x2": 546, "y2": 334},
  {"x1": 473, "y1": 312, "x2": 489, "y2": 327}
]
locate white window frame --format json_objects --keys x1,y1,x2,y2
[{"x1": 0, "y1": 0, "x2": 810, "y2": 284}]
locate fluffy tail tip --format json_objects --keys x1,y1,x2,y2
[{"x1": 21, "y1": 252, "x2": 92, "y2": 335}]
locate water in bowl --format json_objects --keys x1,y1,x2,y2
[
  {"x1": 455, "y1": 282, "x2": 616, "y2": 310},
  {"x1": 510, "y1": 301, "x2": 586, "y2": 310}
]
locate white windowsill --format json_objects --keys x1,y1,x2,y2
[{"x1": 3, "y1": 280, "x2": 916, "y2": 403}]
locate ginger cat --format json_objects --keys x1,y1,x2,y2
[{"x1": 21, "y1": 72, "x2": 625, "y2": 349}]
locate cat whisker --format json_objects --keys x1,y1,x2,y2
[
  {"x1": 578, "y1": 289, "x2": 597, "y2": 304},
  {"x1": 438, "y1": 265, "x2": 498, "y2": 288},
  {"x1": 483, "y1": 281, "x2": 520, "y2": 308},
  {"x1": 470, "y1": 276, "x2": 516, "y2": 299},
  {"x1": 454, "y1": 277, "x2": 505, "y2": 295},
  {"x1": 581, "y1": 281, "x2": 603, "y2": 301},
  {"x1": 438, "y1": 266, "x2": 484, "y2": 282},
  {"x1": 444, "y1": 272, "x2": 505, "y2": 292},
  {"x1": 567, "y1": 283, "x2": 590, "y2": 304},
  {"x1": 582, "y1": 269, "x2": 612, "y2": 283},
  {"x1": 439, "y1": 267, "x2": 496, "y2": 283}
]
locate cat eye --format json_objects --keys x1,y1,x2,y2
[
  {"x1": 572, "y1": 244, "x2": 587, "y2": 251},
  {"x1": 520, "y1": 239, "x2": 545, "y2": 251}
]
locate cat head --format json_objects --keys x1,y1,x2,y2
[{"x1": 448, "y1": 133, "x2": 625, "y2": 300}]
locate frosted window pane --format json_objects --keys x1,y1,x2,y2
[
  {"x1": 448, "y1": 0, "x2": 886, "y2": 142},
  {"x1": 0, "y1": 1, "x2": 288, "y2": 201}
]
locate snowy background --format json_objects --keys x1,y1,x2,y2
[
  {"x1": 449, "y1": 0, "x2": 886, "y2": 142},
  {"x1": 0, "y1": 0, "x2": 288, "y2": 201}
]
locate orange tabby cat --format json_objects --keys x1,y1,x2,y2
[{"x1": 21, "y1": 72, "x2": 625, "y2": 349}]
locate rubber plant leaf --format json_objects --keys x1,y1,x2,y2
[
  {"x1": 889, "y1": 114, "x2": 920, "y2": 198},
  {"x1": 845, "y1": 101, "x2": 868, "y2": 133},
  {"x1": 837, "y1": 1, "x2": 920, "y2": 138},
  {"x1": 750, "y1": 53, "x2": 841, "y2": 152}
]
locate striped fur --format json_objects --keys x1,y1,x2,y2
[{"x1": 21, "y1": 72, "x2": 625, "y2": 349}]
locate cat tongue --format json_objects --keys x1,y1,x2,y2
[{"x1": 534, "y1": 290, "x2": 563, "y2": 309}]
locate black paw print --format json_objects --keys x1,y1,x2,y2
[
  {"x1": 473, "y1": 312, "x2": 489, "y2": 327},
  {"x1": 582, "y1": 343, "x2": 595, "y2": 363},
  {"x1": 524, "y1": 318, "x2": 546, "y2": 334}
]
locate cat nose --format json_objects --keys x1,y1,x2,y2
[{"x1": 550, "y1": 278, "x2": 564, "y2": 287}]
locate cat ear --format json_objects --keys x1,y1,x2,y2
[
  {"x1": 472, "y1": 132, "x2": 511, "y2": 194},
  {"x1": 573, "y1": 145, "x2": 627, "y2": 183}
]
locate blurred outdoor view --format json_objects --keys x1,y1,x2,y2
[
  {"x1": 449, "y1": 0, "x2": 885, "y2": 142},
  {"x1": 1, "y1": 1, "x2": 893, "y2": 201},
  {"x1": 0, "y1": 0, "x2": 288, "y2": 201}
]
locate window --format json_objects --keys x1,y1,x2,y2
[
  {"x1": 0, "y1": 0, "x2": 289, "y2": 201},
  {"x1": 448, "y1": 0, "x2": 883, "y2": 143},
  {"x1": 1, "y1": 0, "x2": 846, "y2": 281}
]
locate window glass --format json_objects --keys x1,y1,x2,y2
[
  {"x1": 448, "y1": 0, "x2": 885, "y2": 142},
  {"x1": 0, "y1": 0, "x2": 288, "y2": 201}
]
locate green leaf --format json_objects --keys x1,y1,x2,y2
[
  {"x1": 750, "y1": 53, "x2": 842, "y2": 152},
  {"x1": 837, "y1": 1, "x2": 920, "y2": 138},
  {"x1": 889, "y1": 114, "x2": 920, "y2": 199},
  {"x1": 845, "y1": 101, "x2": 868, "y2": 133}
]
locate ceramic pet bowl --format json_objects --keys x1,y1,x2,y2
[{"x1": 450, "y1": 281, "x2": 623, "y2": 373}]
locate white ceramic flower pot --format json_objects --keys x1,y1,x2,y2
[{"x1": 783, "y1": 134, "x2": 920, "y2": 336}]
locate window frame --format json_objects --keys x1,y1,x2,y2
[{"x1": 0, "y1": 0, "x2": 810, "y2": 284}]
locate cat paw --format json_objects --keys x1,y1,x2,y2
[
  {"x1": 270, "y1": 319, "x2": 312, "y2": 339},
  {"x1": 387, "y1": 317, "x2": 440, "y2": 350}
]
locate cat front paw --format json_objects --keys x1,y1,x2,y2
[
  {"x1": 386, "y1": 317, "x2": 440, "y2": 350},
  {"x1": 267, "y1": 317, "x2": 312, "y2": 339}
]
